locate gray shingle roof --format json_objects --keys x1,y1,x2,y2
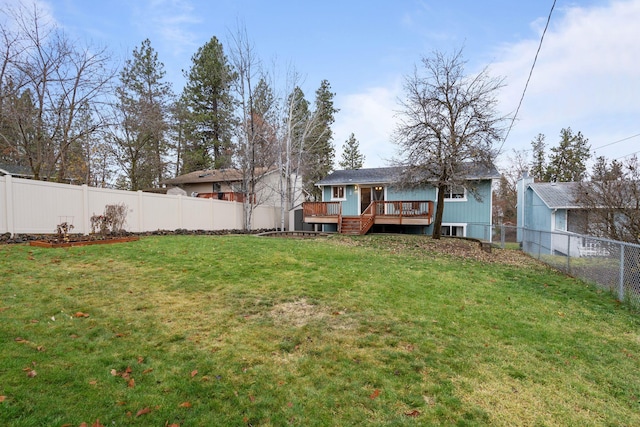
[
  {"x1": 0, "y1": 163, "x2": 33, "y2": 178},
  {"x1": 163, "y1": 167, "x2": 273, "y2": 185},
  {"x1": 316, "y1": 164, "x2": 501, "y2": 186},
  {"x1": 528, "y1": 182, "x2": 582, "y2": 209}
]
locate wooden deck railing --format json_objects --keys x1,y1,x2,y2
[
  {"x1": 303, "y1": 201, "x2": 342, "y2": 217},
  {"x1": 374, "y1": 200, "x2": 433, "y2": 219},
  {"x1": 303, "y1": 201, "x2": 433, "y2": 220}
]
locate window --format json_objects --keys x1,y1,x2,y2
[
  {"x1": 373, "y1": 186, "x2": 384, "y2": 201},
  {"x1": 441, "y1": 224, "x2": 466, "y2": 237},
  {"x1": 332, "y1": 186, "x2": 345, "y2": 200},
  {"x1": 443, "y1": 185, "x2": 466, "y2": 200}
]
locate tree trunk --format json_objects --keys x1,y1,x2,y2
[{"x1": 432, "y1": 183, "x2": 447, "y2": 239}]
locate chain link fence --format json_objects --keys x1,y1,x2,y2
[{"x1": 467, "y1": 223, "x2": 640, "y2": 308}]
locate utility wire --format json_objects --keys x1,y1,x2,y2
[
  {"x1": 615, "y1": 149, "x2": 640, "y2": 161},
  {"x1": 592, "y1": 132, "x2": 640, "y2": 151},
  {"x1": 498, "y1": 0, "x2": 556, "y2": 154}
]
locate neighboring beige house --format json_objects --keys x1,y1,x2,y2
[{"x1": 162, "y1": 167, "x2": 302, "y2": 207}]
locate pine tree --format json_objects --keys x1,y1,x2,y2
[
  {"x1": 303, "y1": 79, "x2": 338, "y2": 199},
  {"x1": 545, "y1": 128, "x2": 591, "y2": 182},
  {"x1": 112, "y1": 38, "x2": 173, "y2": 190},
  {"x1": 181, "y1": 36, "x2": 236, "y2": 172},
  {"x1": 339, "y1": 133, "x2": 365, "y2": 169},
  {"x1": 530, "y1": 133, "x2": 546, "y2": 182}
]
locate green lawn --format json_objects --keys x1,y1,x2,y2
[{"x1": 1, "y1": 235, "x2": 639, "y2": 426}]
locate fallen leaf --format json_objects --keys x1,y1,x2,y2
[
  {"x1": 69, "y1": 334, "x2": 79, "y2": 339},
  {"x1": 74, "y1": 312, "x2": 90, "y2": 318},
  {"x1": 369, "y1": 389, "x2": 381, "y2": 399},
  {"x1": 179, "y1": 401, "x2": 192, "y2": 408},
  {"x1": 92, "y1": 419, "x2": 104, "y2": 427},
  {"x1": 127, "y1": 378, "x2": 135, "y2": 388},
  {"x1": 36, "y1": 346, "x2": 45, "y2": 352},
  {"x1": 168, "y1": 424, "x2": 180, "y2": 427},
  {"x1": 116, "y1": 401, "x2": 126, "y2": 406},
  {"x1": 405, "y1": 410, "x2": 421, "y2": 417},
  {"x1": 110, "y1": 369, "x2": 118, "y2": 376},
  {"x1": 0, "y1": 396, "x2": 6, "y2": 402},
  {"x1": 125, "y1": 366, "x2": 132, "y2": 374},
  {"x1": 142, "y1": 368, "x2": 153, "y2": 374},
  {"x1": 137, "y1": 356, "x2": 144, "y2": 364},
  {"x1": 136, "y1": 407, "x2": 151, "y2": 417},
  {"x1": 61, "y1": 424, "x2": 72, "y2": 427},
  {"x1": 190, "y1": 370, "x2": 198, "y2": 378},
  {"x1": 249, "y1": 395, "x2": 256, "y2": 402},
  {"x1": 15, "y1": 337, "x2": 27, "y2": 343},
  {"x1": 89, "y1": 380, "x2": 98, "y2": 385},
  {"x1": 30, "y1": 319, "x2": 39, "y2": 323},
  {"x1": 26, "y1": 369, "x2": 37, "y2": 378},
  {"x1": 114, "y1": 333, "x2": 124, "y2": 337},
  {"x1": 79, "y1": 423, "x2": 89, "y2": 427},
  {"x1": 0, "y1": 307, "x2": 10, "y2": 312}
]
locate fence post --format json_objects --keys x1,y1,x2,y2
[
  {"x1": 82, "y1": 185, "x2": 90, "y2": 235},
  {"x1": 4, "y1": 175, "x2": 14, "y2": 236},
  {"x1": 137, "y1": 190, "x2": 144, "y2": 233},
  {"x1": 501, "y1": 224, "x2": 505, "y2": 249},
  {"x1": 566, "y1": 233, "x2": 571, "y2": 274},
  {"x1": 619, "y1": 244, "x2": 625, "y2": 301}
]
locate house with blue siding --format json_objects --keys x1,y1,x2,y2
[
  {"x1": 303, "y1": 164, "x2": 499, "y2": 238},
  {"x1": 516, "y1": 173, "x2": 597, "y2": 255}
]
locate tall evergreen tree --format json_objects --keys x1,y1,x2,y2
[
  {"x1": 530, "y1": 133, "x2": 546, "y2": 182},
  {"x1": 251, "y1": 78, "x2": 278, "y2": 168},
  {"x1": 303, "y1": 79, "x2": 337, "y2": 199},
  {"x1": 545, "y1": 127, "x2": 590, "y2": 182},
  {"x1": 111, "y1": 38, "x2": 173, "y2": 190},
  {"x1": 339, "y1": 133, "x2": 365, "y2": 169},
  {"x1": 181, "y1": 36, "x2": 236, "y2": 172}
]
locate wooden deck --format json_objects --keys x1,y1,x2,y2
[{"x1": 303, "y1": 201, "x2": 434, "y2": 235}]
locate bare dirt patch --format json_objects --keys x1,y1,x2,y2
[
  {"x1": 329, "y1": 235, "x2": 541, "y2": 268},
  {"x1": 269, "y1": 299, "x2": 355, "y2": 329}
]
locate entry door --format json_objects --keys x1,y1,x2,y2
[{"x1": 360, "y1": 187, "x2": 371, "y2": 213}]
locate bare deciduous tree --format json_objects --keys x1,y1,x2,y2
[
  {"x1": 393, "y1": 48, "x2": 507, "y2": 239},
  {"x1": 575, "y1": 155, "x2": 640, "y2": 244},
  {"x1": 0, "y1": 3, "x2": 115, "y2": 182}
]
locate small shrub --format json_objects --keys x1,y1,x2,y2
[
  {"x1": 90, "y1": 203, "x2": 128, "y2": 236},
  {"x1": 56, "y1": 222, "x2": 74, "y2": 242}
]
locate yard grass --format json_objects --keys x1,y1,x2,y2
[{"x1": 1, "y1": 234, "x2": 640, "y2": 426}]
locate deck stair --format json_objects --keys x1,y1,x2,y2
[{"x1": 340, "y1": 216, "x2": 363, "y2": 235}]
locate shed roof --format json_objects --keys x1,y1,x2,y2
[
  {"x1": 316, "y1": 163, "x2": 501, "y2": 187},
  {"x1": 528, "y1": 182, "x2": 582, "y2": 209}
]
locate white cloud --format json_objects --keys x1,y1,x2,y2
[
  {"x1": 333, "y1": 81, "x2": 402, "y2": 168},
  {"x1": 492, "y1": 0, "x2": 640, "y2": 161},
  {"x1": 135, "y1": 0, "x2": 202, "y2": 56}
]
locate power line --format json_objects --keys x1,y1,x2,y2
[
  {"x1": 615, "y1": 149, "x2": 640, "y2": 161},
  {"x1": 498, "y1": 0, "x2": 556, "y2": 154},
  {"x1": 592, "y1": 132, "x2": 640, "y2": 151}
]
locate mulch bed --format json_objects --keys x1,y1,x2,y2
[{"x1": 29, "y1": 236, "x2": 140, "y2": 248}]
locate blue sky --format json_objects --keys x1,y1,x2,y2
[{"x1": 8, "y1": 0, "x2": 640, "y2": 170}]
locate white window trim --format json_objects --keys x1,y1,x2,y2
[
  {"x1": 331, "y1": 185, "x2": 346, "y2": 201},
  {"x1": 438, "y1": 185, "x2": 468, "y2": 202},
  {"x1": 441, "y1": 223, "x2": 467, "y2": 237}
]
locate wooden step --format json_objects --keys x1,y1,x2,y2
[{"x1": 340, "y1": 217, "x2": 362, "y2": 235}]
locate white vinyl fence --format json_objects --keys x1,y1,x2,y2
[{"x1": 0, "y1": 176, "x2": 281, "y2": 235}]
